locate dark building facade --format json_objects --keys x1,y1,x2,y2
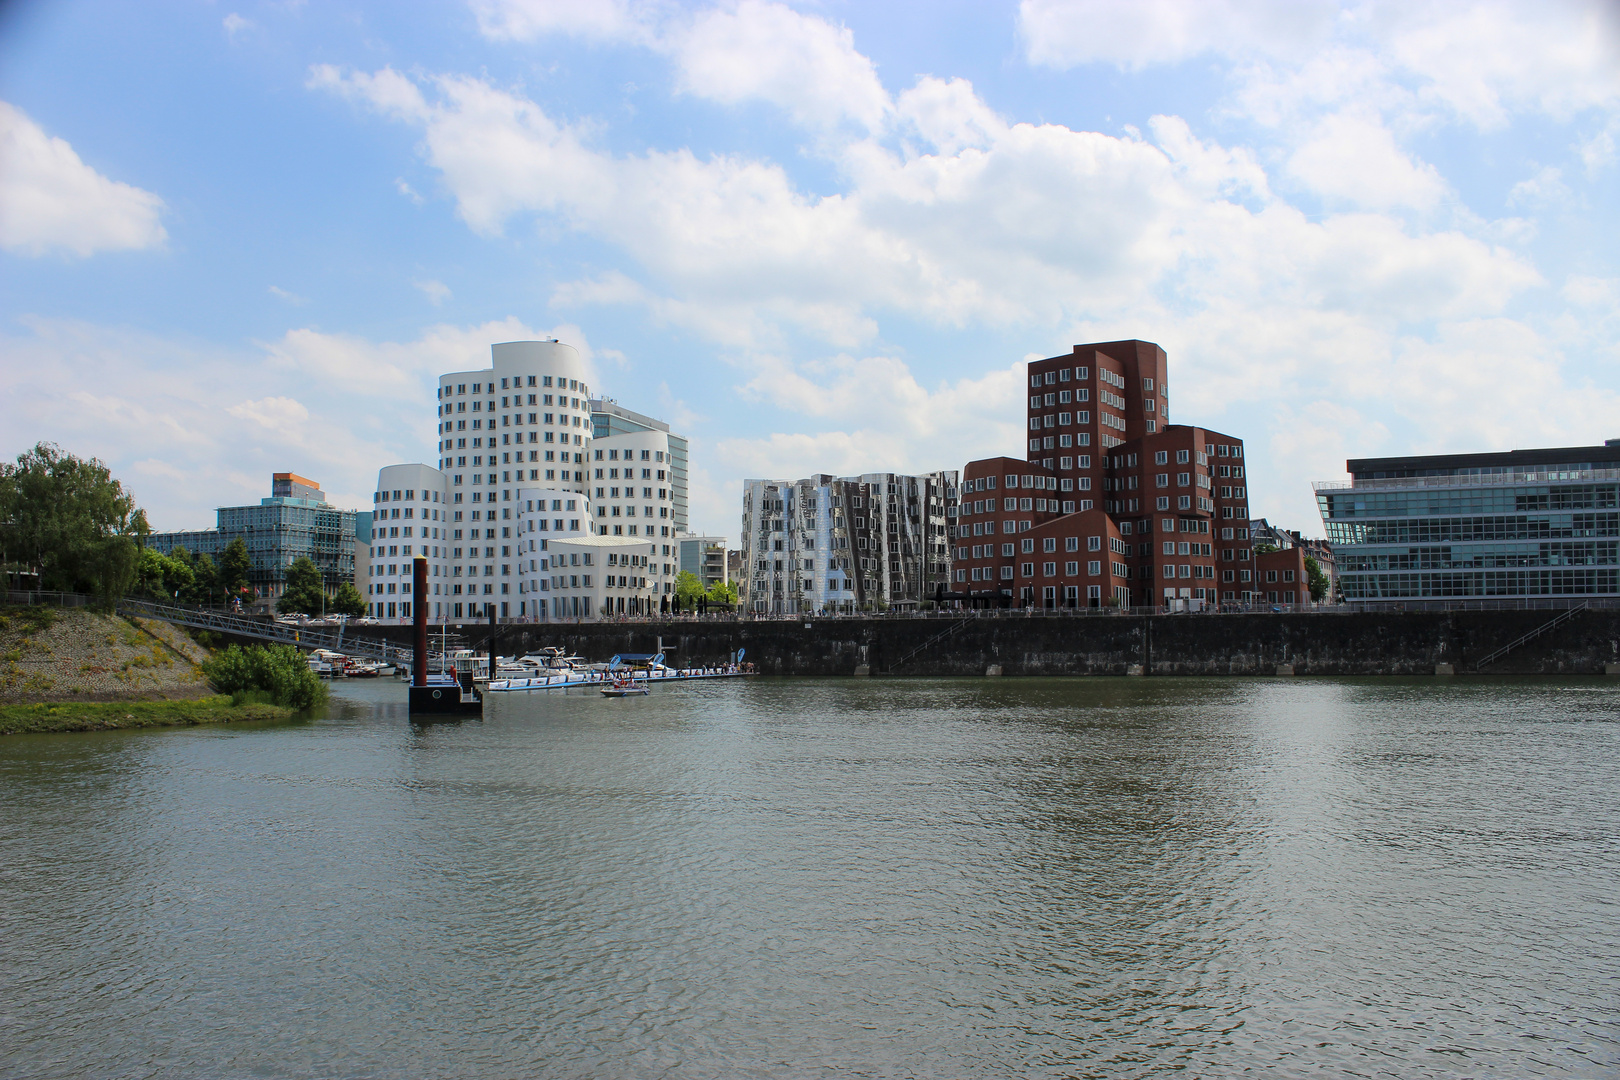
[{"x1": 953, "y1": 340, "x2": 1259, "y2": 608}]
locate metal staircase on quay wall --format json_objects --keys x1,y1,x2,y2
[
  {"x1": 886, "y1": 619, "x2": 972, "y2": 673},
  {"x1": 1473, "y1": 602, "x2": 1588, "y2": 671}
]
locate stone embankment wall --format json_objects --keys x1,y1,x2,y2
[
  {"x1": 1, "y1": 609, "x2": 213, "y2": 703},
  {"x1": 335, "y1": 609, "x2": 1620, "y2": 676}
]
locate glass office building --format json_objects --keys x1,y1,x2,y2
[
  {"x1": 147, "y1": 473, "x2": 357, "y2": 599},
  {"x1": 1315, "y1": 442, "x2": 1620, "y2": 601}
]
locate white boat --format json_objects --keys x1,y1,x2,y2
[{"x1": 600, "y1": 675, "x2": 649, "y2": 697}]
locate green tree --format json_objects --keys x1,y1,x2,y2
[
  {"x1": 190, "y1": 552, "x2": 219, "y2": 604},
  {"x1": 277, "y1": 556, "x2": 327, "y2": 615},
  {"x1": 332, "y1": 581, "x2": 367, "y2": 617},
  {"x1": 220, "y1": 537, "x2": 252, "y2": 603},
  {"x1": 1304, "y1": 556, "x2": 1330, "y2": 603},
  {"x1": 0, "y1": 442, "x2": 145, "y2": 599},
  {"x1": 135, "y1": 547, "x2": 194, "y2": 600},
  {"x1": 705, "y1": 578, "x2": 738, "y2": 605},
  {"x1": 674, "y1": 570, "x2": 707, "y2": 605}
]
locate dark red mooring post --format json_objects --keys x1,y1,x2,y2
[{"x1": 412, "y1": 556, "x2": 428, "y2": 687}]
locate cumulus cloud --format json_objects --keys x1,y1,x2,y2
[
  {"x1": 0, "y1": 101, "x2": 167, "y2": 257},
  {"x1": 1020, "y1": 0, "x2": 1339, "y2": 70},
  {"x1": 306, "y1": 0, "x2": 1608, "y2": 529},
  {"x1": 0, "y1": 316, "x2": 607, "y2": 530}
]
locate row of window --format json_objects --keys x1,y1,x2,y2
[{"x1": 442, "y1": 375, "x2": 586, "y2": 396}]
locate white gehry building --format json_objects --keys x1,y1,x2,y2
[{"x1": 364, "y1": 339, "x2": 687, "y2": 623}]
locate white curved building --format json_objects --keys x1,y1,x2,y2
[{"x1": 365, "y1": 338, "x2": 693, "y2": 623}]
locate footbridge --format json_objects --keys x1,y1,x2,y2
[{"x1": 115, "y1": 599, "x2": 420, "y2": 667}]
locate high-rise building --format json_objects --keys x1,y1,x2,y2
[
  {"x1": 146, "y1": 473, "x2": 356, "y2": 602},
  {"x1": 741, "y1": 471, "x2": 958, "y2": 614},
  {"x1": 365, "y1": 339, "x2": 688, "y2": 623},
  {"x1": 1315, "y1": 441, "x2": 1620, "y2": 602},
  {"x1": 591, "y1": 399, "x2": 689, "y2": 534},
  {"x1": 954, "y1": 340, "x2": 1256, "y2": 608}
]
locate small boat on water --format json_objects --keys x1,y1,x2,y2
[{"x1": 599, "y1": 673, "x2": 649, "y2": 698}]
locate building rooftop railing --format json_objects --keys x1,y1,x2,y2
[{"x1": 1314, "y1": 467, "x2": 1620, "y2": 493}]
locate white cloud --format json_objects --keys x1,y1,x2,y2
[
  {"x1": 1286, "y1": 111, "x2": 1449, "y2": 209},
  {"x1": 0, "y1": 101, "x2": 167, "y2": 257},
  {"x1": 415, "y1": 279, "x2": 451, "y2": 304},
  {"x1": 1022, "y1": 0, "x2": 1620, "y2": 129},
  {"x1": 1020, "y1": 0, "x2": 1339, "y2": 70},
  {"x1": 223, "y1": 13, "x2": 255, "y2": 40},
  {"x1": 1507, "y1": 165, "x2": 1571, "y2": 207},
  {"x1": 468, "y1": 0, "x2": 657, "y2": 44},
  {"x1": 227, "y1": 396, "x2": 310, "y2": 431},
  {"x1": 668, "y1": 1, "x2": 890, "y2": 132},
  {"x1": 268, "y1": 285, "x2": 308, "y2": 304},
  {"x1": 0, "y1": 316, "x2": 606, "y2": 530},
  {"x1": 308, "y1": 3, "x2": 1605, "y2": 531}
]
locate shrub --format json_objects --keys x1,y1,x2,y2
[{"x1": 202, "y1": 644, "x2": 328, "y2": 711}]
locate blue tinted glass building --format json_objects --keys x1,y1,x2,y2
[
  {"x1": 147, "y1": 473, "x2": 357, "y2": 599},
  {"x1": 1316, "y1": 443, "x2": 1620, "y2": 601}
]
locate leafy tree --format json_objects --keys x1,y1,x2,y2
[
  {"x1": 220, "y1": 537, "x2": 252, "y2": 602},
  {"x1": 1304, "y1": 556, "x2": 1330, "y2": 603},
  {"x1": 0, "y1": 442, "x2": 145, "y2": 599},
  {"x1": 674, "y1": 570, "x2": 706, "y2": 605},
  {"x1": 332, "y1": 582, "x2": 367, "y2": 617},
  {"x1": 705, "y1": 578, "x2": 738, "y2": 605},
  {"x1": 1252, "y1": 543, "x2": 1279, "y2": 555},
  {"x1": 278, "y1": 556, "x2": 327, "y2": 615},
  {"x1": 135, "y1": 547, "x2": 195, "y2": 601},
  {"x1": 190, "y1": 552, "x2": 219, "y2": 605}
]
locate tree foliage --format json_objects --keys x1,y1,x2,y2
[
  {"x1": 277, "y1": 556, "x2": 327, "y2": 615},
  {"x1": 201, "y1": 643, "x2": 328, "y2": 711},
  {"x1": 332, "y1": 582, "x2": 367, "y2": 617},
  {"x1": 0, "y1": 442, "x2": 146, "y2": 599},
  {"x1": 706, "y1": 578, "x2": 738, "y2": 605},
  {"x1": 1304, "y1": 556, "x2": 1330, "y2": 603},
  {"x1": 219, "y1": 537, "x2": 252, "y2": 601},
  {"x1": 135, "y1": 546, "x2": 196, "y2": 601},
  {"x1": 673, "y1": 570, "x2": 706, "y2": 604}
]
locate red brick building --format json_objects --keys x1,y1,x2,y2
[{"x1": 952, "y1": 340, "x2": 1261, "y2": 608}]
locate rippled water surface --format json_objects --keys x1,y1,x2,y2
[{"x1": 2, "y1": 677, "x2": 1618, "y2": 1078}]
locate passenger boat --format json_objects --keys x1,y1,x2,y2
[{"x1": 599, "y1": 673, "x2": 649, "y2": 697}]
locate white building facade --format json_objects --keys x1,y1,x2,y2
[{"x1": 366, "y1": 339, "x2": 697, "y2": 623}]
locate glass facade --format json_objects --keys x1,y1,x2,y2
[
  {"x1": 147, "y1": 479, "x2": 357, "y2": 598},
  {"x1": 1317, "y1": 450, "x2": 1620, "y2": 600}
]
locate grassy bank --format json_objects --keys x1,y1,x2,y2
[{"x1": 0, "y1": 694, "x2": 294, "y2": 735}]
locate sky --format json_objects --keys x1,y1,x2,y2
[{"x1": 1, "y1": 0, "x2": 1617, "y2": 539}]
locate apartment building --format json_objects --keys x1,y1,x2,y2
[
  {"x1": 741, "y1": 471, "x2": 958, "y2": 614},
  {"x1": 1316, "y1": 441, "x2": 1620, "y2": 602},
  {"x1": 954, "y1": 340, "x2": 1259, "y2": 608}
]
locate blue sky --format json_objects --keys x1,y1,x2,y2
[{"x1": 2, "y1": 0, "x2": 1617, "y2": 538}]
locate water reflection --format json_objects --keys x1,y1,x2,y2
[{"x1": 0, "y1": 676, "x2": 1616, "y2": 1078}]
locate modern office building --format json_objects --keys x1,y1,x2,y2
[
  {"x1": 954, "y1": 340, "x2": 1260, "y2": 608},
  {"x1": 678, "y1": 535, "x2": 728, "y2": 590},
  {"x1": 1315, "y1": 441, "x2": 1620, "y2": 602},
  {"x1": 365, "y1": 338, "x2": 692, "y2": 623},
  {"x1": 741, "y1": 471, "x2": 958, "y2": 614},
  {"x1": 146, "y1": 473, "x2": 357, "y2": 601}
]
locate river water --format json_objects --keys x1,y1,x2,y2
[{"x1": 1, "y1": 677, "x2": 1617, "y2": 1078}]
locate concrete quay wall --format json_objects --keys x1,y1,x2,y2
[{"x1": 348, "y1": 609, "x2": 1620, "y2": 677}]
